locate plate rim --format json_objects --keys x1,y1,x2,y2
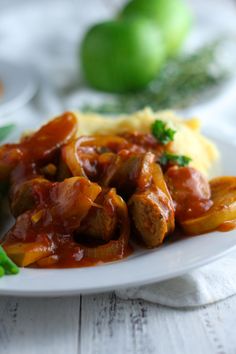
[
  {"x1": 0, "y1": 59, "x2": 37, "y2": 118},
  {"x1": 0, "y1": 239, "x2": 236, "y2": 297}
]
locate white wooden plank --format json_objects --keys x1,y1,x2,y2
[
  {"x1": 80, "y1": 292, "x2": 162, "y2": 354},
  {"x1": 0, "y1": 292, "x2": 235, "y2": 354},
  {"x1": 199, "y1": 297, "x2": 236, "y2": 354},
  {"x1": 80, "y1": 292, "x2": 236, "y2": 354},
  {"x1": 0, "y1": 296, "x2": 81, "y2": 354}
]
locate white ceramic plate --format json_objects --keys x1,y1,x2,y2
[
  {"x1": 0, "y1": 136, "x2": 235, "y2": 297},
  {"x1": 0, "y1": 60, "x2": 37, "y2": 118}
]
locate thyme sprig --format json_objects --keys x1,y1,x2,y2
[{"x1": 81, "y1": 41, "x2": 227, "y2": 114}]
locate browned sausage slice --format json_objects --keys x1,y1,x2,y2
[
  {"x1": 77, "y1": 188, "x2": 120, "y2": 242},
  {"x1": 128, "y1": 187, "x2": 175, "y2": 248}
]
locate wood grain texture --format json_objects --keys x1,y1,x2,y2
[
  {"x1": 80, "y1": 292, "x2": 236, "y2": 354},
  {"x1": 0, "y1": 296, "x2": 81, "y2": 354},
  {"x1": 0, "y1": 293, "x2": 236, "y2": 354}
]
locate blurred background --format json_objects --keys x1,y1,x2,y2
[{"x1": 0, "y1": 0, "x2": 236, "y2": 137}]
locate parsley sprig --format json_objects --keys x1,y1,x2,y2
[
  {"x1": 160, "y1": 152, "x2": 192, "y2": 167},
  {"x1": 151, "y1": 120, "x2": 176, "y2": 145}
]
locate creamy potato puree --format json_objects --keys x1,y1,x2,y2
[{"x1": 75, "y1": 108, "x2": 219, "y2": 176}]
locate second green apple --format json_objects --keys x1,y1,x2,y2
[{"x1": 121, "y1": 0, "x2": 192, "y2": 56}]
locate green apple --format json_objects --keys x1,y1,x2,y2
[
  {"x1": 121, "y1": 0, "x2": 192, "y2": 56},
  {"x1": 80, "y1": 17, "x2": 165, "y2": 93}
]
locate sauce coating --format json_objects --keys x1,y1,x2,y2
[
  {"x1": 0, "y1": 113, "x2": 232, "y2": 269},
  {"x1": 165, "y1": 166, "x2": 213, "y2": 221}
]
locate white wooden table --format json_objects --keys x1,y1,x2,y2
[
  {"x1": 0, "y1": 292, "x2": 236, "y2": 354},
  {"x1": 1, "y1": 0, "x2": 236, "y2": 353}
]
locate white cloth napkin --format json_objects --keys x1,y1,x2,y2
[
  {"x1": 1, "y1": 0, "x2": 236, "y2": 307},
  {"x1": 116, "y1": 252, "x2": 236, "y2": 308}
]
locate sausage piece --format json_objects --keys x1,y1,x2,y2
[
  {"x1": 165, "y1": 166, "x2": 212, "y2": 221},
  {"x1": 102, "y1": 152, "x2": 155, "y2": 198},
  {"x1": 77, "y1": 188, "x2": 120, "y2": 242},
  {"x1": 128, "y1": 187, "x2": 175, "y2": 248}
]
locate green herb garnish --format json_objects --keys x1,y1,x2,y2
[
  {"x1": 152, "y1": 120, "x2": 176, "y2": 145},
  {"x1": 81, "y1": 41, "x2": 226, "y2": 114},
  {"x1": 0, "y1": 124, "x2": 15, "y2": 142},
  {"x1": 0, "y1": 246, "x2": 19, "y2": 277},
  {"x1": 160, "y1": 152, "x2": 192, "y2": 167}
]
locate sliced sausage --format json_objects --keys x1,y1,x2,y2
[{"x1": 128, "y1": 187, "x2": 175, "y2": 248}]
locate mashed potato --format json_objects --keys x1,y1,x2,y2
[{"x1": 75, "y1": 108, "x2": 219, "y2": 176}]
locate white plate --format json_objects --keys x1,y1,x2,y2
[
  {"x1": 0, "y1": 60, "x2": 37, "y2": 117},
  {"x1": 0, "y1": 136, "x2": 235, "y2": 297}
]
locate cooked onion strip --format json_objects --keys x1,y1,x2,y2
[{"x1": 83, "y1": 194, "x2": 130, "y2": 260}]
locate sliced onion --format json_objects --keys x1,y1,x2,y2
[
  {"x1": 61, "y1": 136, "x2": 129, "y2": 178},
  {"x1": 82, "y1": 194, "x2": 130, "y2": 261}
]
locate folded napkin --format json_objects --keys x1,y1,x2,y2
[
  {"x1": 116, "y1": 252, "x2": 236, "y2": 308},
  {"x1": 1, "y1": 0, "x2": 236, "y2": 308}
]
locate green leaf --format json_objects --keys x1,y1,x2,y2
[
  {"x1": 0, "y1": 124, "x2": 15, "y2": 142},
  {"x1": 151, "y1": 119, "x2": 176, "y2": 145},
  {"x1": 160, "y1": 152, "x2": 192, "y2": 167},
  {"x1": 0, "y1": 266, "x2": 5, "y2": 277}
]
